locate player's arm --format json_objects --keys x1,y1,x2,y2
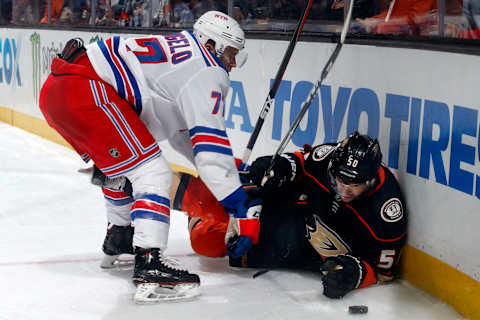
[
  {"x1": 247, "y1": 145, "x2": 315, "y2": 192},
  {"x1": 248, "y1": 144, "x2": 337, "y2": 192},
  {"x1": 177, "y1": 68, "x2": 260, "y2": 257},
  {"x1": 319, "y1": 196, "x2": 407, "y2": 299}
]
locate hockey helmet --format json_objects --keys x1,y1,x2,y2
[
  {"x1": 328, "y1": 132, "x2": 382, "y2": 185},
  {"x1": 193, "y1": 11, "x2": 247, "y2": 67}
]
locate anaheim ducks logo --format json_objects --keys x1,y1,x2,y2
[
  {"x1": 305, "y1": 214, "x2": 351, "y2": 258},
  {"x1": 312, "y1": 145, "x2": 335, "y2": 161}
]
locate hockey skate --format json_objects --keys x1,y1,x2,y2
[
  {"x1": 132, "y1": 248, "x2": 200, "y2": 304},
  {"x1": 100, "y1": 223, "x2": 135, "y2": 269}
]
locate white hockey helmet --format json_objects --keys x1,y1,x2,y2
[{"x1": 193, "y1": 11, "x2": 247, "y2": 67}]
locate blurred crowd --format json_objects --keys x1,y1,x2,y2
[{"x1": 0, "y1": 0, "x2": 479, "y2": 39}]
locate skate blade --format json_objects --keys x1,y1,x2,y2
[
  {"x1": 134, "y1": 283, "x2": 200, "y2": 304},
  {"x1": 100, "y1": 254, "x2": 134, "y2": 270}
]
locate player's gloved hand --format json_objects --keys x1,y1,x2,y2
[
  {"x1": 248, "y1": 154, "x2": 298, "y2": 193},
  {"x1": 223, "y1": 185, "x2": 262, "y2": 258},
  {"x1": 233, "y1": 158, "x2": 251, "y2": 184},
  {"x1": 319, "y1": 255, "x2": 367, "y2": 299},
  {"x1": 91, "y1": 165, "x2": 132, "y2": 195}
]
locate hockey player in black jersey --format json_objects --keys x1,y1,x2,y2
[{"x1": 233, "y1": 131, "x2": 407, "y2": 298}]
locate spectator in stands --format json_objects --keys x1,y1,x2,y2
[
  {"x1": 232, "y1": 6, "x2": 245, "y2": 24},
  {"x1": 191, "y1": 0, "x2": 218, "y2": 20},
  {"x1": 96, "y1": 5, "x2": 120, "y2": 25},
  {"x1": 446, "y1": 0, "x2": 480, "y2": 39},
  {"x1": 352, "y1": 0, "x2": 437, "y2": 35},
  {"x1": 172, "y1": 0, "x2": 194, "y2": 27},
  {"x1": 12, "y1": 0, "x2": 40, "y2": 24},
  {"x1": 57, "y1": 0, "x2": 87, "y2": 24},
  {"x1": 232, "y1": 0, "x2": 255, "y2": 22},
  {"x1": 152, "y1": 0, "x2": 172, "y2": 27},
  {"x1": 124, "y1": 0, "x2": 147, "y2": 27},
  {"x1": 40, "y1": 0, "x2": 66, "y2": 23},
  {"x1": 65, "y1": 0, "x2": 90, "y2": 24},
  {"x1": 0, "y1": 0, "x2": 12, "y2": 25},
  {"x1": 232, "y1": 0, "x2": 272, "y2": 28},
  {"x1": 320, "y1": 0, "x2": 376, "y2": 21}
]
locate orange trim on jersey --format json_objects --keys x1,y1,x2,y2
[
  {"x1": 365, "y1": 166, "x2": 386, "y2": 197},
  {"x1": 294, "y1": 151, "x2": 305, "y2": 167},
  {"x1": 293, "y1": 150, "x2": 331, "y2": 193},
  {"x1": 358, "y1": 260, "x2": 377, "y2": 289},
  {"x1": 242, "y1": 184, "x2": 257, "y2": 190},
  {"x1": 345, "y1": 203, "x2": 406, "y2": 242}
]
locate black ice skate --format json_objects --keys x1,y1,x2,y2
[
  {"x1": 100, "y1": 223, "x2": 134, "y2": 269},
  {"x1": 132, "y1": 247, "x2": 200, "y2": 303}
]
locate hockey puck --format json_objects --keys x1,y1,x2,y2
[{"x1": 348, "y1": 305, "x2": 368, "y2": 314}]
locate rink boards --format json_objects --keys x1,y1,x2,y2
[{"x1": 0, "y1": 28, "x2": 478, "y2": 319}]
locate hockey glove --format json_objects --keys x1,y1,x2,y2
[
  {"x1": 319, "y1": 255, "x2": 368, "y2": 299},
  {"x1": 223, "y1": 185, "x2": 262, "y2": 258},
  {"x1": 248, "y1": 154, "x2": 298, "y2": 193},
  {"x1": 91, "y1": 165, "x2": 133, "y2": 195}
]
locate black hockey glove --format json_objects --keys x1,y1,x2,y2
[
  {"x1": 58, "y1": 38, "x2": 86, "y2": 63},
  {"x1": 91, "y1": 165, "x2": 132, "y2": 196},
  {"x1": 319, "y1": 255, "x2": 367, "y2": 299},
  {"x1": 248, "y1": 154, "x2": 298, "y2": 193}
]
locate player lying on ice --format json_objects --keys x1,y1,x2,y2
[
  {"x1": 98, "y1": 132, "x2": 407, "y2": 299},
  {"x1": 39, "y1": 11, "x2": 256, "y2": 303}
]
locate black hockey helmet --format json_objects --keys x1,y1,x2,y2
[{"x1": 328, "y1": 132, "x2": 382, "y2": 185}]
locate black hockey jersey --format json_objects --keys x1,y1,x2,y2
[
  {"x1": 230, "y1": 144, "x2": 407, "y2": 284},
  {"x1": 295, "y1": 144, "x2": 407, "y2": 281}
]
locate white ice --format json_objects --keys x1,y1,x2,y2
[{"x1": 0, "y1": 123, "x2": 464, "y2": 320}]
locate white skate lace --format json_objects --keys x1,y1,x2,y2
[{"x1": 159, "y1": 255, "x2": 188, "y2": 272}]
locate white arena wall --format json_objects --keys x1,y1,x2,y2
[{"x1": 0, "y1": 28, "x2": 478, "y2": 319}]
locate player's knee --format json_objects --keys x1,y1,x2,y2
[
  {"x1": 189, "y1": 217, "x2": 227, "y2": 258},
  {"x1": 126, "y1": 156, "x2": 172, "y2": 197}
]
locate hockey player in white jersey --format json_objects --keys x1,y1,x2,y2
[{"x1": 39, "y1": 11, "x2": 260, "y2": 303}]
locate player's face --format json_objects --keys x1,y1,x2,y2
[
  {"x1": 334, "y1": 177, "x2": 368, "y2": 203},
  {"x1": 220, "y1": 46, "x2": 239, "y2": 72}
]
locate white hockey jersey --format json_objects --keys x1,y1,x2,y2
[{"x1": 86, "y1": 31, "x2": 241, "y2": 203}]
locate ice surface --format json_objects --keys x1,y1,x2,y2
[{"x1": 0, "y1": 123, "x2": 464, "y2": 320}]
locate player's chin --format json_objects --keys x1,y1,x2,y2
[{"x1": 340, "y1": 195, "x2": 355, "y2": 203}]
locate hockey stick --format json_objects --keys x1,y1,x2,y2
[
  {"x1": 261, "y1": 0, "x2": 355, "y2": 182},
  {"x1": 239, "y1": 0, "x2": 315, "y2": 169},
  {"x1": 385, "y1": 0, "x2": 396, "y2": 22},
  {"x1": 252, "y1": 3, "x2": 356, "y2": 280}
]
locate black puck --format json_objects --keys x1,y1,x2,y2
[{"x1": 348, "y1": 305, "x2": 368, "y2": 314}]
